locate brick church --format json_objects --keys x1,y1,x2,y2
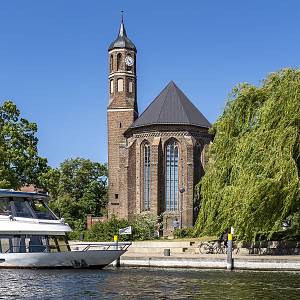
[{"x1": 107, "y1": 18, "x2": 212, "y2": 233}]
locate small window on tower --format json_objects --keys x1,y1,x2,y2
[
  {"x1": 115, "y1": 194, "x2": 119, "y2": 199},
  {"x1": 110, "y1": 80, "x2": 114, "y2": 94},
  {"x1": 117, "y1": 53, "x2": 122, "y2": 70},
  {"x1": 117, "y1": 78, "x2": 124, "y2": 92},
  {"x1": 119, "y1": 122, "x2": 122, "y2": 128},
  {"x1": 128, "y1": 81, "x2": 133, "y2": 93},
  {"x1": 110, "y1": 55, "x2": 113, "y2": 72}
]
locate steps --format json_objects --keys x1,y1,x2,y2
[{"x1": 126, "y1": 240, "x2": 201, "y2": 256}]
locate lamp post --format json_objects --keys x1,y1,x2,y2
[{"x1": 179, "y1": 187, "x2": 185, "y2": 229}]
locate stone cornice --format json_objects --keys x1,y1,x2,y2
[{"x1": 132, "y1": 130, "x2": 212, "y2": 141}]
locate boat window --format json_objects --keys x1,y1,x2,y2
[
  {"x1": 56, "y1": 236, "x2": 70, "y2": 252},
  {"x1": 29, "y1": 200, "x2": 56, "y2": 220},
  {"x1": 11, "y1": 199, "x2": 35, "y2": 218},
  {"x1": 11, "y1": 236, "x2": 27, "y2": 253},
  {"x1": 0, "y1": 198, "x2": 12, "y2": 216},
  {"x1": 28, "y1": 235, "x2": 48, "y2": 253},
  {"x1": 48, "y1": 236, "x2": 60, "y2": 252},
  {"x1": 0, "y1": 235, "x2": 26, "y2": 253},
  {"x1": 0, "y1": 236, "x2": 10, "y2": 253}
]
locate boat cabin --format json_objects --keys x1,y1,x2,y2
[{"x1": 0, "y1": 193, "x2": 56, "y2": 220}]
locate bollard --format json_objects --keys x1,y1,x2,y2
[
  {"x1": 227, "y1": 233, "x2": 234, "y2": 270},
  {"x1": 112, "y1": 235, "x2": 120, "y2": 267},
  {"x1": 164, "y1": 249, "x2": 170, "y2": 256},
  {"x1": 114, "y1": 235, "x2": 119, "y2": 249}
]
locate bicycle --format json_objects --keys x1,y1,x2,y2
[{"x1": 199, "y1": 240, "x2": 226, "y2": 254}]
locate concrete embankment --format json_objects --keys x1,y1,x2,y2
[
  {"x1": 120, "y1": 254, "x2": 300, "y2": 270},
  {"x1": 70, "y1": 240, "x2": 300, "y2": 270},
  {"x1": 122, "y1": 240, "x2": 300, "y2": 270}
]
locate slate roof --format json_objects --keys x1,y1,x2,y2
[
  {"x1": 108, "y1": 20, "x2": 136, "y2": 51},
  {"x1": 129, "y1": 81, "x2": 211, "y2": 130}
]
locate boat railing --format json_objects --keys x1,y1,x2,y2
[
  {"x1": 71, "y1": 242, "x2": 132, "y2": 252},
  {"x1": 4, "y1": 242, "x2": 132, "y2": 253}
]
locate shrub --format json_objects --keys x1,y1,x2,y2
[
  {"x1": 131, "y1": 212, "x2": 157, "y2": 240},
  {"x1": 80, "y1": 212, "x2": 158, "y2": 242},
  {"x1": 84, "y1": 215, "x2": 130, "y2": 242},
  {"x1": 173, "y1": 228, "x2": 194, "y2": 239}
]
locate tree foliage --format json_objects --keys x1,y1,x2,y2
[
  {"x1": 195, "y1": 69, "x2": 300, "y2": 241},
  {"x1": 84, "y1": 216, "x2": 129, "y2": 242},
  {"x1": 84, "y1": 212, "x2": 158, "y2": 242},
  {"x1": 0, "y1": 100, "x2": 49, "y2": 189},
  {"x1": 130, "y1": 212, "x2": 157, "y2": 240},
  {"x1": 49, "y1": 158, "x2": 108, "y2": 230}
]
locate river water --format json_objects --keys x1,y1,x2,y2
[{"x1": 0, "y1": 267, "x2": 299, "y2": 299}]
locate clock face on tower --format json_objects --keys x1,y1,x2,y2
[{"x1": 125, "y1": 55, "x2": 134, "y2": 67}]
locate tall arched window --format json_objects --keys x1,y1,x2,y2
[
  {"x1": 117, "y1": 78, "x2": 124, "y2": 92},
  {"x1": 143, "y1": 143, "x2": 151, "y2": 210},
  {"x1": 117, "y1": 53, "x2": 122, "y2": 71},
  {"x1": 110, "y1": 55, "x2": 113, "y2": 72},
  {"x1": 165, "y1": 140, "x2": 179, "y2": 211}
]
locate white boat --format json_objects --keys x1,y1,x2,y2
[{"x1": 0, "y1": 190, "x2": 130, "y2": 269}]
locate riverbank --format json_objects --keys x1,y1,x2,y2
[{"x1": 70, "y1": 240, "x2": 300, "y2": 271}]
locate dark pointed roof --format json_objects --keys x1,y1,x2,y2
[
  {"x1": 129, "y1": 81, "x2": 211, "y2": 129},
  {"x1": 108, "y1": 18, "x2": 136, "y2": 51}
]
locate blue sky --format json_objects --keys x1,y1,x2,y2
[{"x1": 0, "y1": 1, "x2": 299, "y2": 167}]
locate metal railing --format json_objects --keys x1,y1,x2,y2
[
  {"x1": 71, "y1": 242, "x2": 132, "y2": 252},
  {"x1": 3, "y1": 242, "x2": 132, "y2": 253}
]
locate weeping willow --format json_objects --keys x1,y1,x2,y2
[{"x1": 195, "y1": 69, "x2": 300, "y2": 241}]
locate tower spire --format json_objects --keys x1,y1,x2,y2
[
  {"x1": 108, "y1": 13, "x2": 136, "y2": 51},
  {"x1": 119, "y1": 10, "x2": 127, "y2": 37}
]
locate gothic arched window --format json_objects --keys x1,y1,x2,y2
[
  {"x1": 110, "y1": 55, "x2": 113, "y2": 72},
  {"x1": 117, "y1": 78, "x2": 124, "y2": 92},
  {"x1": 143, "y1": 143, "x2": 151, "y2": 211},
  {"x1": 165, "y1": 139, "x2": 179, "y2": 211},
  {"x1": 117, "y1": 53, "x2": 122, "y2": 71}
]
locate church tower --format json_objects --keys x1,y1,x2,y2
[{"x1": 107, "y1": 16, "x2": 138, "y2": 218}]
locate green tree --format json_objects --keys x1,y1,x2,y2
[
  {"x1": 50, "y1": 158, "x2": 108, "y2": 230},
  {"x1": 195, "y1": 69, "x2": 300, "y2": 241},
  {"x1": 0, "y1": 100, "x2": 49, "y2": 189},
  {"x1": 130, "y1": 212, "x2": 157, "y2": 240},
  {"x1": 85, "y1": 216, "x2": 129, "y2": 242},
  {"x1": 84, "y1": 213, "x2": 158, "y2": 242}
]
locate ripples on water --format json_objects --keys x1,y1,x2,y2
[{"x1": 0, "y1": 267, "x2": 299, "y2": 299}]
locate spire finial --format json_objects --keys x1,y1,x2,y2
[{"x1": 121, "y1": 10, "x2": 124, "y2": 23}]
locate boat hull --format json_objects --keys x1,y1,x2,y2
[{"x1": 0, "y1": 250, "x2": 125, "y2": 269}]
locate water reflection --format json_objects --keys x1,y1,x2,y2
[{"x1": 0, "y1": 268, "x2": 299, "y2": 299}]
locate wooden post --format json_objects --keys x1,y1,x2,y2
[{"x1": 227, "y1": 233, "x2": 234, "y2": 270}]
